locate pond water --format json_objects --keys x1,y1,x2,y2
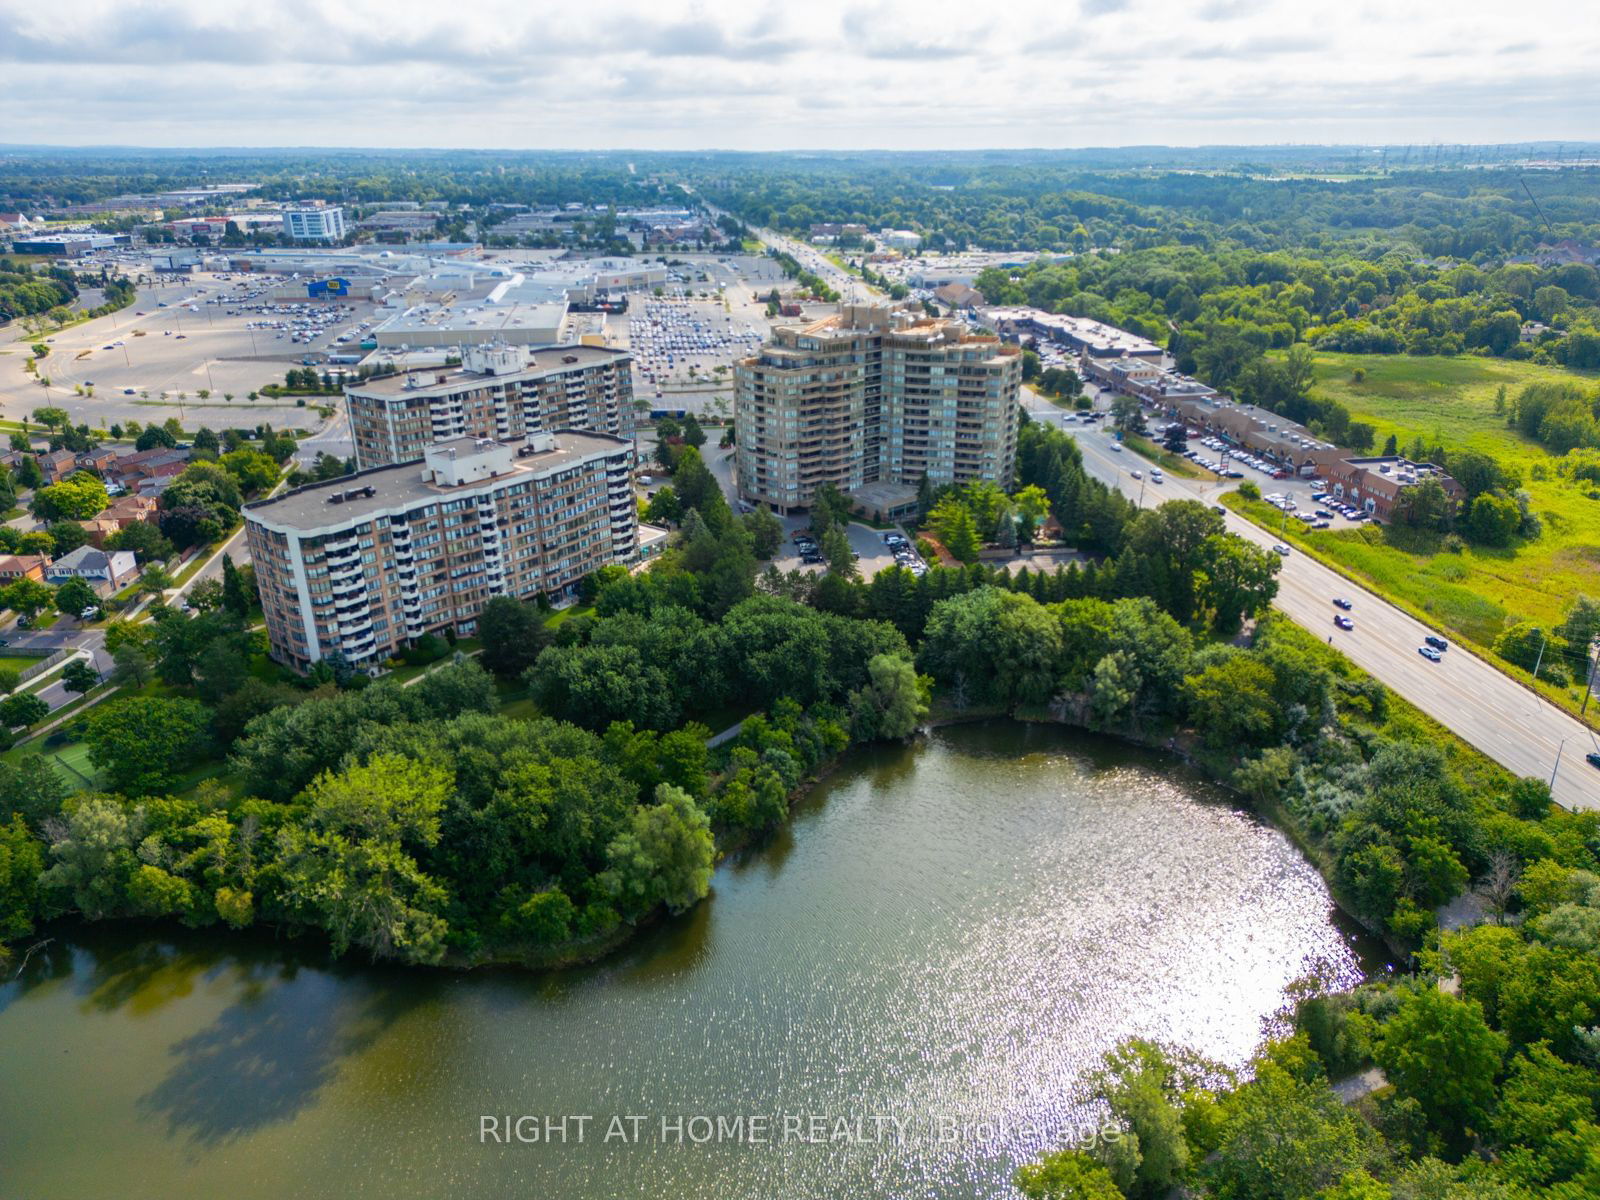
[{"x1": 0, "y1": 721, "x2": 1381, "y2": 1199}]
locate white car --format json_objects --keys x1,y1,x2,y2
[
  {"x1": 1109, "y1": 442, "x2": 1124, "y2": 453},
  {"x1": 1130, "y1": 469, "x2": 1143, "y2": 479},
  {"x1": 1273, "y1": 543, "x2": 1291, "y2": 556}
]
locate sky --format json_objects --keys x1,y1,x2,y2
[{"x1": 3, "y1": 0, "x2": 1597, "y2": 150}]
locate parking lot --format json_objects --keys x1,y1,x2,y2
[
  {"x1": 774, "y1": 522, "x2": 925, "y2": 578},
  {"x1": 3, "y1": 266, "x2": 378, "y2": 431}
]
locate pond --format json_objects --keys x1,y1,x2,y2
[{"x1": 0, "y1": 721, "x2": 1382, "y2": 1199}]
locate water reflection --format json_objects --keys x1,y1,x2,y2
[{"x1": 0, "y1": 722, "x2": 1383, "y2": 1200}]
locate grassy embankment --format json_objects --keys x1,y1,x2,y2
[{"x1": 1232, "y1": 351, "x2": 1600, "y2": 706}]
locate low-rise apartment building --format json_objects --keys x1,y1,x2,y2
[
  {"x1": 245, "y1": 432, "x2": 637, "y2": 671},
  {"x1": 734, "y1": 305, "x2": 1022, "y2": 514},
  {"x1": 346, "y1": 342, "x2": 634, "y2": 469}
]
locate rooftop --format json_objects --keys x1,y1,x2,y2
[
  {"x1": 347, "y1": 343, "x2": 629, "y2": 397},
  {"x1": 245, "y1": 430, "x2": 631, "y2": 532}
]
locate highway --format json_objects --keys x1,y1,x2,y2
[{"x1": 1020, "y1": 391, "x2": 1600, "y2": 812}]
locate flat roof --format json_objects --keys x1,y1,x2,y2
[
  {"x1": 376, "y1": 302, "x2": 568, "y2": 335},
  {"x1": 348, "y1": 344, "x2": 629, "y2": 397},
  {"x1": 245, "y1": 430, "x2": 630, "y2": 533}
]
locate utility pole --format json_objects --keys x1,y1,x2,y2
[{"x1": 1533, "y1": 628, "x2": 1549, "y2": 680}]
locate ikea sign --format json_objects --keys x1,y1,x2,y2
[{"x1": 308, "y1": 277, "x2": 350, "y2": 298}]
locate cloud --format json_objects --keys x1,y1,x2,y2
[{"x1": 0, "y1": 0, "x2": 1591, "y2": 149}]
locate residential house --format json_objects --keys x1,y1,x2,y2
[
  {"x1": 40, "y1": 449, "x2": 79, "y2": 484},
  {"x1": 76, "y1": 448, "x2": 119, "y2": 474},
  {"x1": 106, "y1": 448, "x2": 190, "y2": 490},
  {"x1": 43, "y1": 546, "x2": 138, "y2": 594},
  {"x1": 0, "y1": 555, "x2": 47, "y2": 584},
  {"x1": 83, "y1": 493, "x2": 160, "y2": 546}
]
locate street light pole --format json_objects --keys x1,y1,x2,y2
[{"x1": 1550, "y1": 735, "x2": 1571, "y2": 791}]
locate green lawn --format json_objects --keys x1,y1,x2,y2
[
  {"x1": 1267, "y1": 350, "x2": 1600, "y2": 648},
  {"x1": 0, "y1": 652, "x2": 50, "y2": 674}
]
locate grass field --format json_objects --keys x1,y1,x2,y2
[
  {"x1": 1264, "y1": 351, "x2": 1600, "y2": 650},
  {"x1": 0, "y1": 652, "x2": 49, "y2": 675}
]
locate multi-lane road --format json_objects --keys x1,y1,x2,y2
[{"x1": 1018, "y1": 391, "x2": 1600, "y2": 812}]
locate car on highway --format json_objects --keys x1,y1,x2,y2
[
  {"x1": 1130, "y1": 469, "x2": 1142, "y2": 479},
  {"x1": 1109, "y1": 442, "x2": 1123, "y2": 453},
  {"x1": 1587, "y1": 751, "x2": 1600, "y2": 770},
  {"x1": 1333, "y1": 598, "x2": 1352, "y2": 610},
  {"x1": 1273, "y1": 543, "x2": 1291, "y2": 556},
  {"x1": 1150, "y1": 469, "x2": 1163, "y2": 483},
  {"x1": 1425, "y1": 635, "x2": 1448, "y2": 651},
  {"x1": 1334, "y1": 616, "x2": 1354, "y2": 631},
  {"x1": 1419, "y1": 646, "x2": 1443, "y2": 662}
]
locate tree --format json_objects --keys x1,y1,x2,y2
[
  {"x1": 1208, "y1": 1061, "x2": 1374, "y2": 1200},
  {"x1": 0, "y1": 814, "x2": 45, "y2": 945},
  {"x1": 135, "y1": 424, "x2": 177, "y2": 451},
  {"x1": 681, "y1": 413, "x2": 706, "y2": 447},
  {"x1": 1183, "y1": 655, "x2": 1278, "y2": 750},
  {"x1": 46, "y1": 520, "x2": 89, "y2": 556},
  {"x1": 600, "y1": 783, "x2": 714, "y2": 917},
  {"x1": 54, "y1": 576, "x2": 97, "y2": 620},
  {"x1": 849, "y1": 653, "x2": 930, "y2": 741},
  {"x1": 0, "y1": 692, "x2": 48, "y2": 729},
  {"x1": 31, "y1": 474, "x2": 108, "y2": 522},
  {"x1": 0, "y1": 577, "x2": 54, "y2": 622},
  {"x1": 37, "y1": 796, "x2": 138, "y2": 920},
  {"x1": 1196, "y1": 534, "x2": 1281, "y2": 632},
  {"x1": 918, "y1": 588, "x2": 1062, "y2": 708},
  {"x1": 80, "y1": 696, "x2": 211, "y2": 796},
  {"x1": 104, "y1": 519, "x2": 174, "y2": 564},
  {"x1": 110, "y1": 642, "x2": 155, "y2": 689},
  {"x1": 220, "y1": 448, "x2": 280, "y2": 496},
  {"x1": 1373, "y1": 987, "x2": 1506, "y2": 1141},
  {"x1": 478, "y1": 596, "x2": 550, "y2": 679},
  {"x1": 1467, "y1": 491, "x2": 1521, "y2": 546},
  {"x1": 271, "y1": 754, "x2": 452, "y2": 965},
  {"x1": 61, "y1": 659, "x2": 99, "y2": 695},
  {"x1": 1015, "y1": 1152, "x2": 1126, "y2": 1200},
  {"x1": 743, "y1": 503, "x2": 784, "y2": 559},
  {"x1": 220, "y1": 553, "x2": 251, "y2": 616},
  {"x1": 139, "y1": 564, "x2": 175, "y2": 596},
  {"x1": 930, "y1": 496, "x2": 981, "y2": 563},
  {"x1": 821, "y1": 525, "x2": 857, "y2": 577},
  {"x1": 644, "y1": 485, "x2": 682, "y2": 525},
  {"x1": 1395, "y1": 477, "x2": 1453, "y2": 530}
]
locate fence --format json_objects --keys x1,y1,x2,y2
[{"x1": 18, "y1": 648, "x2": 72, "y2": 683}]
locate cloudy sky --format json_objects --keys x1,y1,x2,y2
[{"x1": 3, "y1": 0, "x2": 1595, "y2": 149}]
